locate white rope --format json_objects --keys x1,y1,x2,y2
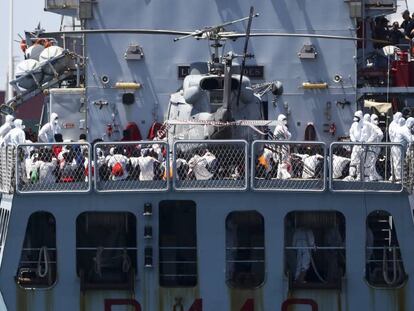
[
  {"x1": 37, "y1": 246, "x2": 49, "y2": 278},
  {"x1": 383, "y1": 246, "x2": 399, "y2": 285}
]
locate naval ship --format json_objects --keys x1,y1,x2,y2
[{"x1": 0, "y1": 0, "x2": 414, "y2": 310}]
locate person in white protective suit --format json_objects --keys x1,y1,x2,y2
[
  {"x1": 389, "y1": 112, "x2": 403, "y2": 181},
  {"x1": 2, "y1": 119, "x2": 26, "y2": 146},
  {"x1": 274, "y1": 114, "x2": 292, "y2": 179},
  {"x1": 393, "y1": 117, "x2": 414, "y2": 181},
  {"x1": 345, "y1": 110, "x2": 364, "y2": 180},
  {"x1": 365, "y1": 114, "x2": 384, "y2": 181},
  {"x1": 292, "y1": 227, "x2": 315, "y2": 282},
  {"x1": 38, "y1": 112, "x2": 61, "y2": 143},
  {"x1": 0, "y1": 115, "x2": 14, "y2": 145}
]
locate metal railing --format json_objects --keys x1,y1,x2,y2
[
  {"x1": 159, "y1": 246, "x2": 197, "y2": 281},
  {"x1": 172, "y1": 140, "x2": 248, "y2": 191},
  {"x1": 16, "y1": 143, "x2": 91, "y2": 194},
  {"x1": 251, "y1": 141, "x2": 326, "y2": 192},
  {"x1": 93, "y1": 141, "x2": 169, "y2": 192},
  {"x1": 403, "y1": 144, "x2": 414, "y2": 193},
  {"x1": 4, "y1": 139, "x2": 414, "y2": 194},
  {"x1": 329, "y1": 142, "x2": 404, "y2": 192}
]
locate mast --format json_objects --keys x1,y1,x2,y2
[{"x1": 7, "y1": 0, "x2": 14, "y2": 101}]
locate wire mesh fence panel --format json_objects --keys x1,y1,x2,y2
[
  {"x1": 16, "y1": 143, "x2": 91, "y2": 193},
  {"x1": 0, "y1": 147, "x2": 16, "y2": 194},
  {"x1": 251, "y1": 141, "x2": 326, "y2": 192},
  {"x1": 403, "y1": 145, "x2": 414, "y2": 193},
  {"x1": 172, "y1": 140, "x2": 248, "y2": 191},
  {"x1": 329, "y1": 142, "x2": 404, "y2": 192},
  {"x1": 93, "y1": 141, "x2": 169, "y2": 192}
]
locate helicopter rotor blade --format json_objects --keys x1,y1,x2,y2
[
  {"x1": 173, "y1": 13, "x2": 259, "y2": 42},
  {"x1": 220, "y1": 32, "x2": 389, "y2": 43},
  {"x1": 41, "y1": 29, "x2": 193, "y2": 36},
  {"x1": 235, "y1": 6, "x2": 255, "y2": 108}
]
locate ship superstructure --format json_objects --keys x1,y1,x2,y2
[{"x1": 0, "y1": 0, "x2": 414, "y2": 311}]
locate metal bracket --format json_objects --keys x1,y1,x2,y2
[
  {"x1": 298, "y1": 44, "x2": 317, "y2": 59},
  {"x1": 124, "y1": 44, "x2": 144, "y2": 60}
]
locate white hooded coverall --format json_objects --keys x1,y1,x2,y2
[
  {"x1": 2, "y1": 119, "x2": 26, "y2": 147},
  {"x1": 389, "y1": 112, "x2": 403, "y2": 181},
  {"x1": 347, "y1": 110, "x2": 364, "y2": 180},
  {"x1": 365, "y1": 114, "x2": 383, "y2": 181},
  {"x1": 38, "y1": 112, "x2": 61, "y2": 143},
  {"x1": 0, "y1": 115, "x2": 14, "y2": 145},
  {"x1": 393, "y1": 117, "x2": 414, "y2": 181},
  {"x1": 274, "y1": 114, "x2": 292, "y2": 179}
]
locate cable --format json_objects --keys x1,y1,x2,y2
[
  {"x1": 93, "y1": 246, "x2": 104, "y2": 278},
  {"x1": 382, "y1": 246, "x2": 398, "y2": 285},
  {"x1": 37, "y1": 246, "x2": 49, "y2": 278},
  {"x1": 122, "y1": 248, "x2": 131, "y2": 273}
]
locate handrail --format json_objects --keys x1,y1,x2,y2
[
  {"x1": 2, "y1": 139, "x2": 413, "y2": 194},
  {"x1": 93, "y1": 141, "x2": 169, "y2": 193},
  {"x1": 15, "y1": 142, "x2": 92, "y2": 194},
  {"x1": 251, "y1": 140, "x2": 326, "y2": 192},
  {"x1": 329, "y1": 141, "x2": 404, "y2": 193}
]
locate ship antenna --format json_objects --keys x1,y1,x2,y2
[
  {"x1": 235, "y1": 6, "x2": 256, "y2": 108},
  {"x1": 7, "y1": 0, "x2": 14, "y2": 102}
]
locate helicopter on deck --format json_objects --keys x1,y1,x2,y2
[{"x1": 166, "y1": 8, "x2": 283, "y2": 142}]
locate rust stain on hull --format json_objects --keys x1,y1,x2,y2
[
  {"x1": 228, "y1": 287, "x2": 264, "y2": 311},
  {"x1": 158, "y1": 286, "x2": 200, "y2": 311}
]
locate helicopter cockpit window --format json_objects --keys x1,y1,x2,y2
[
  {"x1": 200, "y1": 77, "x2": 240, "y2": 106},
  {"x1": 16, "y1": 211, "x2": 57, "y2": 288},
  {"x1": 76, "y1": 212, "x2": 137, "y2": 290},
  {"x1": 366, "y1": 211, "x2": 407, "y2": 287},
  {"x1": 284, "y1": 211, "x2": 345, "y2": 289},
  {"x1": 159, "y1": 200, "x2": 197, "y2": 287},
  {"x1": 226, "y1": 211, "x2": 265, "y2": 289}
]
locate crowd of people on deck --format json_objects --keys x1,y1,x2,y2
[
  {"x1": 372, "y1": 10, "x2": 414, "y2": 48},
  {"x1": 0, "y1": 113, "x2": 233, "y2": 184},
  {"x1": 256, "y1": 110, "x2": 414, "y2": 183},
  {"x1": 1, "y1": 105, "x2": 414, "y2": 185}
]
